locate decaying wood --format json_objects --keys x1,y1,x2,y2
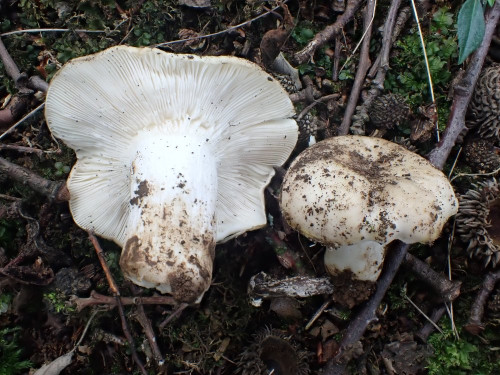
[{"x1": 294, "y1": 0, "x2": 364, "y2": 65}]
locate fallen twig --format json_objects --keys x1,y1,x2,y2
[
  {"x1": 0, "y1": 96, "x2": 31, "y2": 131},
  {"x1": 72, "y1": 290, "x2": 177, "y2": 311},
  {"x1": 0, "y1": 155, "x2": 67, "y2": 201},
  {"x1": 367, "y1": 6, "x2": 411, "y2": 78},
  {"x1": 403, "y1": 252, "x2": 461, "y2": 303},
  {"x1": 131, "y1": 285, "x2": 165, "y2": 367},
  {"x1": 0, "y1": 143, "x2": 45, "y2": 156},
  {"x1": 158, "y1": 303, "x2": 189, "y2": 330},
  {"x1": 88, "y1": 232, "x2": 147, "y2": 375},
  {"x1": 465, "y1": 269, "x2": 500, "y2": 335},
  {"x1": 416, "y1": 305, "x2": 446, "y2": 342},
  {"x1": 293, "y1": 0, "x2": 364, "y2": 65},
  {"x1": 0, "y1": 102, "x2": 45, "y2": 141},
  {"x1": 338, "y1": 0, "x2": 377, "y2": 135},
  {"x1": 0, "y1": 38, "x2": 21, "y2": 83},
  {"x1": 332, "y1": 35, "x2": 342, "y2": 81}
]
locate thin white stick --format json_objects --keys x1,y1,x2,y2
[
  {"x1": 409, "y1": 0, "x2": 439, "y2": 142},
  {"x1": 448, "y1": 147, "x2": 462, "y2": 179},
  {"x1": 0, "y1": 28, "x2": 111, "y2": 37}
]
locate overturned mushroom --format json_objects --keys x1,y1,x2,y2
[
  {"x1": 45, "y1": 46, "x2": 297, "y2": 303},
  {"x1": 280, "y1": 136, "x2": 458, "y2": 304}
]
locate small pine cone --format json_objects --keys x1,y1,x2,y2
[
  {"x1": 463, "y1": 137, "x2": 500, "y2": 173},
  {"x1": 273, "y1": 73, "x2": 298, "y2": 94},
  {"x1": 296, "y1": 112, "x2": 317, "y2": 143},
  {"x1": 469, "y1": 64, "x2": 500, "y2": 139},
  {"x1": 369, "y1": 93, "x2": 410, "y2": 130}
]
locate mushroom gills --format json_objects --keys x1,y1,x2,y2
[{"x1": 119, "y1": 125, "x2": 217, "y2": 303}]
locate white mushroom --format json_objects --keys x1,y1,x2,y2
[
  {"x1": 280, "y1": 135, "x2": 458, "y2": 283},
  {"x1": 45, "y1": 46, "x2": 297, "y2": 303}
]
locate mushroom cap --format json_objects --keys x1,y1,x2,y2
[
  {"x1": 280, "y1": 135, "x2": 458, "y2": 248},
  {"x1": 45, "y1": 46, "x2": 297, "y2": 246}
]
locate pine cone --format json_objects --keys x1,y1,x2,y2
[
  {"x1": 469, "y1": 64, "x2": 500, "y2": 139},
  {"x1": 297, "y1": 112, "x2": 317, "y2": 143},
  {"x1": 369, "y1": 93, "x2": 410, "y2": 130},
  {"x1": 455, "y1": 179, "x2": 500, "y2": 267},
  {"x1": 273, "y1": 73, "x2": 298, "y2": 94},
  {"x1": 463, "y1": 137, "x2": 500, "y2": 173}
]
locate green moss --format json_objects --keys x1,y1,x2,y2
[
  {"x1": 427, "y1": 326, "x2": 500, "y2": 374},
  {"x1": 0, "y1": 327, "x2": 32, "y2": 375}
]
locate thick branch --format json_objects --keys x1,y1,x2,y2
[
  {"x1": 338, "y1": 0, "x2": 376, "y2": 135},
  {"x1": 427, "y1": 1, "x2": 500, "y2": 169},
  {"x1": 403, "y1": 252, "x2": 461, "y2": 302},
  {"x1": 294, "y1": 0, "x2": 364, "y2": 65}
]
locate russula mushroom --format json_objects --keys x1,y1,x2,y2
[
  {"x1": 280, "y1": 136, "x2": 458, "y2": 298},
  {"x1": 45, "y1": 46, "x2": 297, "y2": 303}
]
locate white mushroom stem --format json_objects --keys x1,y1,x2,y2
[
  {"x1": 119, "y1": 125, "x2": 217, "y2": 303},
  {"x1": 324, "y1": 241, "x2": 386, "y2": 282}
]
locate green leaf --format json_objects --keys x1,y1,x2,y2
[
  {"x1": 487, "y1": 0, "x2": 495, "y2": 6},
  {"x1": 457, "y1": 0, "x2": 485, "y2": 64}
]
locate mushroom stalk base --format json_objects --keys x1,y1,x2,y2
[{"x1": 120, "y1": 128, "x2": 217, "y2": 303}]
